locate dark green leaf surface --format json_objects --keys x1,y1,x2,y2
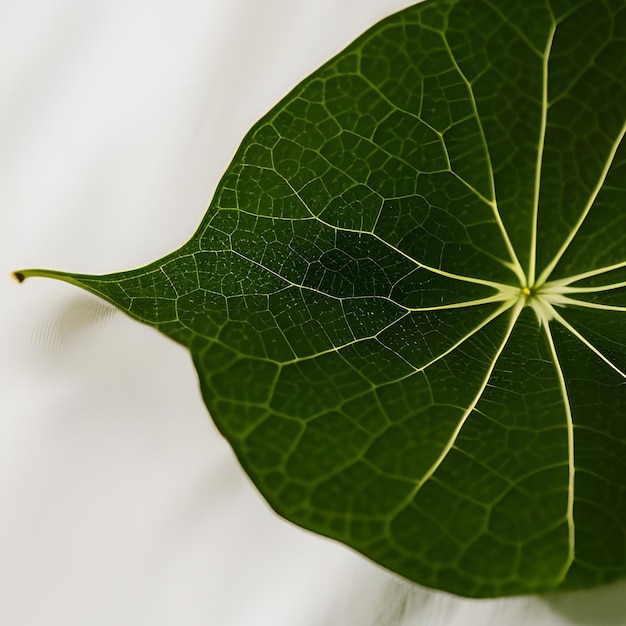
[{"x1": 18, "y1": 0, "x2": 626, "y2": 597}]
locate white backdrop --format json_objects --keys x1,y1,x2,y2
[{"x1": 1, "y1": 1, "x2": 625, "y2": 624}]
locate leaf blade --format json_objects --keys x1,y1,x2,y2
[{"x1": 18, "y1": 0, "x2": 626, "y2": 597}]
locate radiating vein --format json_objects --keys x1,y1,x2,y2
[
  {"x1": 540, "y1": 314, "x2": 576, "y2": 583},
  {"x1": 371, "y1": 232, "x2": 515, "y2": 291},
  {"x1": 404, "y1": 290, "x2": 518, "y2": 312},
  {"x1": 441, "y1": 35, "x2": 525, "y2": 284},
  {"x1": 410, "y1": 296, "x2": 518, "y2": 374},
  {"x1": 552, "y1": 309, "x2": 626, "y2": 379},
  {"x1": 544, "y1": 260, "x2": 626, "y2": 289},
  {"x1": 274, "y1": 168, "x2": 516, "y2": 292},
  {"x1": 279, "y1": 296, "x2": 516, "y2": 373},
  {"x1": 556, "y1": 282, "x2": 626, "y2": 294},
  {"x1": 529, "y1": 22, "x2": 556, "y2": 285},
  {"x1": 406, "y1": 297, "x2": 523, "y2": 498},
  {"x1": 537, "y1": 119, "x2": 626, "y2": 286},
  {"x1": 546, "y1": 294, "x2": 626, "y2": 313}
]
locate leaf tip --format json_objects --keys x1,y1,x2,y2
[{"x1": 12, "y1": 271, "x2": 26, "y2": 283}]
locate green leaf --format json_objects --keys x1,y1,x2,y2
[{"x1": 16, "y1": 0, "x2": 626, "y2": 597}]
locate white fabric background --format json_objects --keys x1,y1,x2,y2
[{"x1": 1, "y1": 1, "x2": 625, "y2": 624}]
